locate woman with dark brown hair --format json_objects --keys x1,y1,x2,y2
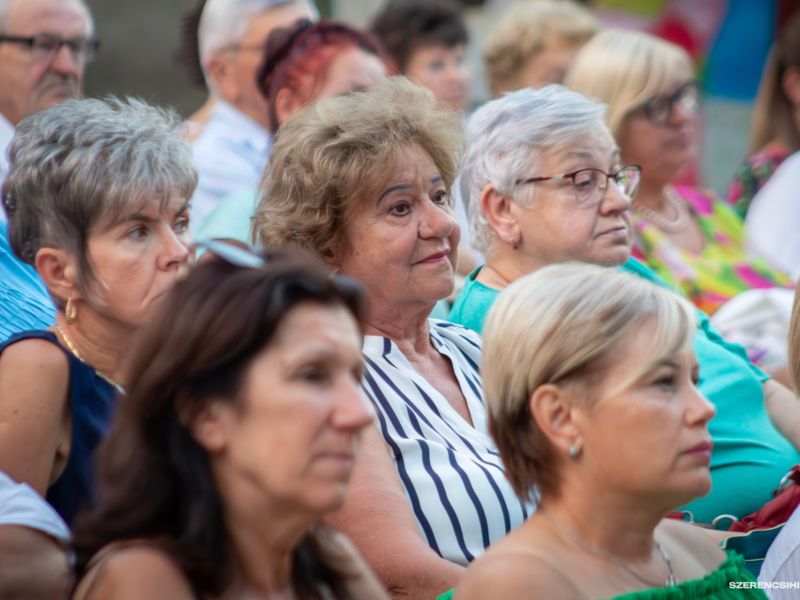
[{"x1": 71, "y1": 245, "x2": 386, "y2": 600}]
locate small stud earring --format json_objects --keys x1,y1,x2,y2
[{"x1": 568, "y1": 439, "x2": 582, "y2": 459}]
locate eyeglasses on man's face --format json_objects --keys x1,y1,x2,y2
[
  {"x1": 515, "y1": 165, "x2": 641, "y2": 205},
  {"x1": 0, "y1": 33, "x2": 100, "y2": 64},
  {"x1": 632, "y1": 81, "x2": 699, "y2": 126}
]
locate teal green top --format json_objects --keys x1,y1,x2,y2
[
  {"x1": 448, "y1": 259, "x2": 800, "y2": 524},
  {"x1": 195, "y1": 187, "x2": 258, "y2": 245},
  {"x1": 436, "y1": 551, "x2": 766, "y2": 600}
]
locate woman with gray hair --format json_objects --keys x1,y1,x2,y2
[
  {"x1": 0, "y1": 96, "x2": 196, "y2": 525},
  {"x1": 454, "y1": 264, "x2": 764, "y2": 598},
  {"x1": 448, "y1": 84, "x2": 800, "y2": 526}
]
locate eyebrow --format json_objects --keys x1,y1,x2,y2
[
  {"x1": 119, "y1": 199, "x2": 191, "y2": 225},
  {"x1": 377, "y1": 176, "x2": 445, "y2": 203}
]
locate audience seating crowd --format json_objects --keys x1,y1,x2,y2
[{"x1": 0, "y1": 0, "x2": 799, "y2": 598}]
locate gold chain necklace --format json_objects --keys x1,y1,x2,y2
[
  {"x1": 53, "y1": 324, "x2": 125, "y2": 393},
  {"x1": 633, "y1": 187, "x2": 690, "y2": 234},
  {"x1": 540, "y1": 510, "x2": 676, "y2": 588}
]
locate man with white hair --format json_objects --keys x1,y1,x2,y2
[
  {"x1": 0, "y1": 0, "x2": 96, "y2": 339},
  {"x1": 0, "y1": 0, "x2": 95, "y2": 185},
  {"x1": 191, "y1": 0, "x2": 317, "y2": 229}
]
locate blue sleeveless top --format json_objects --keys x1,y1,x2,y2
[{"x1": 0, "y1": 330, "x2": 117, "y2": 525}]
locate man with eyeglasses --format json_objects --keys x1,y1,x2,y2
[
  {"x1": 1, "y1": 0, "x2": 96, "y2": 337},
  {"x1": 0, "y1": 0, "x2": 95, "y2": 186},
  {"x1": 191, "y1": 0, "x2": 317, "y2": 231}
]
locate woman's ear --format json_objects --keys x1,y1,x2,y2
[
  {"x1": 529, "y1": 383, "x2": 581, "y2": 456},
  {"x1": 34, "y1": 247, "x2": 79, "y2": 304},
  {"x1": 189, "y1": 401, "x2": 236, "y2": 454},
  {"x1": 783, "y1": 66, "x2": 800, "y2": 106},
  {"x1": 274, "y1": 88, "x2": 304, "y2": 128},
  {"x1": 480, "y1": 184, "x2": 521, "y2": 248}
]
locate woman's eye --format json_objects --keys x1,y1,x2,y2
[
  {"x1": 127, "y1": 225, "x2": 148, "y2": 240},
  {"x1": 174, "y1": 215, "x2": 190, "y2": 233},
  {"x1": 299, "y1": 366, "x2": 329, "y2": 383},
  {"x1": 653, "y1": 375, "x2": 675, "y2": 390},
  {"x1": 427, "y1": 60, "x2": 445, "y2": 73},
  {"x1": 389, "y1": 202, "x2": 411, "y2": 216},
  {"x1": 432, "y1": 190, "x2": 449, "y2": 205}
]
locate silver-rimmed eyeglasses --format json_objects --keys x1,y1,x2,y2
[{"x1": 515, "y1": 164, "x2": 641, "y2": 205}]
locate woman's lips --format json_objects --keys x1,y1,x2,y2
[{"x1": 418, "y1": 249, "x2": 450, "y2": 264}]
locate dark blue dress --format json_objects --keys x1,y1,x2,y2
[{"x1": 0, "y1": 330, "x2": 117, "y2": 525}]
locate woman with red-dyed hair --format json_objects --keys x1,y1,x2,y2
[{"x1": 195, "y1": 20, "x2": 390, "y2": 242}]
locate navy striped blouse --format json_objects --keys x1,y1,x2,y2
[{"x1": 361, "y1": 320, "x2": 531, "y2": 566}]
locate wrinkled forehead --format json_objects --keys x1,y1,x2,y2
[{"x1": 6, "y1": 0, "x2": 93, "y2": 35}]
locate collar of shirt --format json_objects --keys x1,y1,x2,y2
[{"x1": 204, "y1": 100, "x2": 271, "y2": 157}]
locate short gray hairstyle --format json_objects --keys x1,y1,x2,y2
[
  {"x1": 3, "y1": 96, "x2": 197, "y2": 303},
  {"x1": 0, "y1": 0, "x2": 94, "y2": 34},
  {"x1": 458, "y1": 84, "x2": 611, "y2": 253},
  {"x1": 198, "y1": 0, "x2": 316, "y2": 64}
]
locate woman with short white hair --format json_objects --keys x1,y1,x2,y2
[{"x1": 448, "y1": 83, "x2": 800, "y2": 525}]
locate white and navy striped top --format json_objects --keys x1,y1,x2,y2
[{"x1": 361, "y1": 320, "x2": 531, "y2": 566}]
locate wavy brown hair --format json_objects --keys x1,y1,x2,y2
[
  {"x1": 252, "y1": 76, "x2": 464, "y2": 258},
  {"x1": 72, "y1": 248, "x2": 366, "y2": 599}
]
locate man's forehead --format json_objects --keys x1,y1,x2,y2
[
  {"x1": 7, "y1": 0, "x2": 92, "y2": 34},
  {"x1": 239, "y1": 2, "x2": 315, "y2": 44}
]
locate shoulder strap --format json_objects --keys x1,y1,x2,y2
[{"x1": 0, "y1": 329, "x2": 60, "y2": 353}]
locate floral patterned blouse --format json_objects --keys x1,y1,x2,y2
[
  {"x1": 630, "y1": 185, "x2": 794, "y2": 318},
  {"x1": 725, "y1": 145, "x2": 791, "y2": 218}
]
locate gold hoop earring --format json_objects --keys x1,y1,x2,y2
[{"x1": 65, "y1": 297, "x2": 77, "y2": 324}]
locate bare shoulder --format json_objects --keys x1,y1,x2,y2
[
  {"x1": 454, "y1": 549, "x2": 584, "y2": 600},
  {"x1": 658, "y1": 519, "x2": 727, "y2": 569},
  {"x1": 0, "y1": 337, "x2": 69, "y2": 401},
  {"x1": 76, "y1": 545, "x2": 195, "y2": 600},
  {"x1": 0, "y1": 337, "x2": 68, "y2": 378}
]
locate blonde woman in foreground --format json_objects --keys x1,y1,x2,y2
[{"x1": 454, "y1": 264, "x2": 766, "y2": 600}]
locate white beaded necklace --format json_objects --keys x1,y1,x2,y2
[{"x1": 633, "y1": 187, "x2": 691, "y2": 234}]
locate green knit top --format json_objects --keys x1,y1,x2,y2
[{"x1": 437, "y1": 551, "x2": 767, "y2": 600}]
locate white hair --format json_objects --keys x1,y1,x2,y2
[
  {"x1": 198, "y1": 0, "x2": 316, "y2": 63},
  {"x1": 458, "y1": 84, "x2": 611, "y2": 253},
  {"x1": 0, "y1": 0, "x2": 94, "y2": 34}
]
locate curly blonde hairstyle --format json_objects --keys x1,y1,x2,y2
[{"x1": 252, "y1": 76, "x2": 464, "y2": 258}]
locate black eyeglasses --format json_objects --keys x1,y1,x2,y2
[
  {"x1": 0, "y1": 34, "x2": 100, "y2": 64},
  {"x1": 632, "y1": 81, "x2": 699, "y2": 126},
  {"x1": 515, "y1": 165, "x2": 641, "y2": 205}
]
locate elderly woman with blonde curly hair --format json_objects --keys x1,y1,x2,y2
[{"x1": 253, "y1": 77, "x2": 530, "y2": 599}]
